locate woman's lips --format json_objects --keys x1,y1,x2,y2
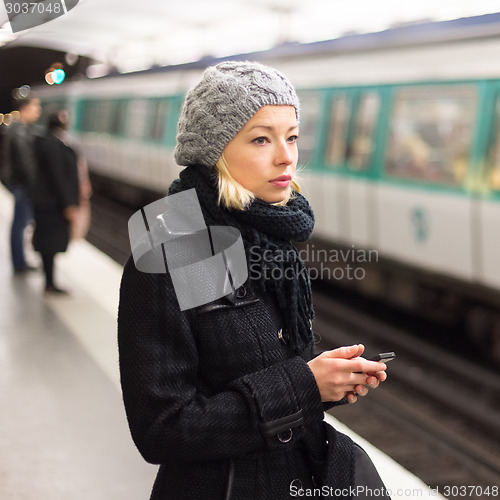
[{"x1": 269, "y1": 175, "x2": 291, "y2": 188}]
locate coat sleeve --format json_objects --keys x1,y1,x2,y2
[
  {"x1": 118, "y1": 255, "x2": 326, "y2": 465},
  {"x1": 7, "y1": 125, "x2": 37, "y2": 186}
]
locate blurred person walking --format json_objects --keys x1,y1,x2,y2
[
  {"x1": 32, "y1": 110, "x2": 80, "y2": 294},
  {"x1": 1, "y1": 97, "x2": 41, "y2": 273},
  {"x1": 71, "y1": 153, "x2": 92, "y2": 241}
]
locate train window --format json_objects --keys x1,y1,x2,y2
[
  {"x1": 109, "y1": 100, "x2": 128, "y2": 136},
  {"x1": 296, "y1": 91, "x2": 320, "y2": 165},
  {"x1": 127, "y1": 99, "x2": 149, "y2": 140},
  {"x1": 487, "y1": 98, "x2": 500, "y2": 192},
  {"x1": 146, "y1": 99, "x2": 169, "y2": 142},
  {"x1": 386, "y1": 86, "x2": 477, "y2": 186},
  {"x1": 81, "y1": 101, "x2": 99, "y2": 132},
  {"x1": 96, "y1": 100, "x2": 112, "y2": 133},
  {"x1": 347, "y1": 93, "x2": 380, "y2": 171},
  {"x1": 325, "y1": 95, "x2": 350, "y2": 167}
]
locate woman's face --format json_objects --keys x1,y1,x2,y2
[
  {"x1": 20, "y1": 98, "x2": 41, "y2": 124},
  {"x1": 223, "y1": 105, "x2": 299, "y2": 204},
  {"x1": 58, "y1": 110, "x2": 69, "y2": 129}
]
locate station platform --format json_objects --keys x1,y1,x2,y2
[{"x1": 0, "y1": 184, "x2": 444, "y2": 499}]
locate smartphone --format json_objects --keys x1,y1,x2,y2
[
  {"x1": 354, "y1": 352, "x2": 396, "y2": 373},
  {"x1": 369, "y1": 352, "x2": 396, "y2": 363}
]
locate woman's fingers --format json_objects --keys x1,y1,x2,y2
[
  {"x1": 365, "y1": 375, "x2": 379, "y2": 388},
  {"x1": 308, "y1": 346, "x2": 388, "y2": 402},
  {"x1": 349, "y1": 371, "x2": 388, "y2": 404},
  {"x1": 346, "y1": 392, "x2": 358, "y2": 404},
  {"x1": 323, "y1": 344, "x2": 365, "y2": 359},
  {"x1": 354, "y1": 384, "x2": 369, "y2": 396},
  {"x1": 365, "y1": 371, "x2": 387, "y2": 384},
  {"x1": 349, "y1": 372, "x2": 371, "y2": 386}
]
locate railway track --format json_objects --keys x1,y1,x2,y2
[
  {"x1": 86, "y1": 192, "x2": 134, "y2": 266},
  {"x1": 312, "y1": 283, "x2": 500, "y2": 497}
]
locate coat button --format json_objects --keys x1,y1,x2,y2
[
  {"x1": 278, "y1": 429, "x2": 293, "y2": 443},
  {"x1": 290, "y1": 478, "x2": 303, "y2": 491},
  {"x1": 235, "y1": 286, "x2": 246, "y2": 299},
  {"x1": 277, "y1": 328, "x2": 286, "y2": 344}
]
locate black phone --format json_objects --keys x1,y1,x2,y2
[{"x1": 369, "y1": 352, "x2": 396, "y2": 363}]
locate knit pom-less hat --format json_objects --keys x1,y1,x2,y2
[{"x1": 174, "y1": 60, "x2": 300, "y2": 168}]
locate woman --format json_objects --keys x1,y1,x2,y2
[
  {"x1": 118, "y1": 61, "x2": 390, "y2": 499},
  {"x1": 33, "y1": 110, "x2": 80, "y2": 293}
]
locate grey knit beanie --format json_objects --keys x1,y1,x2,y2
[{"x1": 174, "y1": 60, "x2": 300, "y2": 168}]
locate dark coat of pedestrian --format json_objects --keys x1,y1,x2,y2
[
  {"x1": 1, "y1": 97, "x2": 41, "y2": 272},
  {"x1": 118, "y1": 61, "x2": 390, "y2": 500},
  {"x1": 33, "y1": 110, "x2": 80, "y2": 293}
]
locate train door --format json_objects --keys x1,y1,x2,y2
[
  {"x1": 477, "y1": 83, "x2": 500, "y2": 290},
  {"x1": 316, "y1": 87, "x2": 384, "y2": 248},
  {"x1": 377, "y1": 83, "x2": 479, "y2": 281},
  {"x1": 295, "y1": 89, "x2": 331, "y2": 237},
  {"x1": 343, "y1": 89, "x2": 385, "y2": 248},
  {"x1": 320, "y1": 89, "x2": 353, "y2": 243}
]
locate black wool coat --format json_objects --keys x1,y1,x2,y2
[
  {"x1": 118, "y1": 252, "x2": 354, "y2": 500},
  {"x1": 32, "y1": 133, "x2": 79, "y2": 253},
  {"x1": 1, "y1": 121, "x2": 38, "y2": 187}
]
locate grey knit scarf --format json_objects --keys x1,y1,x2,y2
[{"x1": 168, "y1": 165, "x2": 315, "y2": 354}]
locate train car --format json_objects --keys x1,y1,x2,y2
[{"x1": 33, "y1": 13, "x2": 500, "y2": 363}]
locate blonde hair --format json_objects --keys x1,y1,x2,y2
[{"x1": 215, "y1": 154, "x2": 300, "y2": 211}]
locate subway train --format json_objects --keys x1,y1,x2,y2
[{"x1": 33, "y1": 13, "x2": 500, "y2": 363}]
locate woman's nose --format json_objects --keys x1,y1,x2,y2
[{"x1": 274, "y1": 141, "x2": 295, "y2": 166}]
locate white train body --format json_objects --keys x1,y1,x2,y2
[{"x1": 33, "y1": 15, "x2": 500, "y2": 348}]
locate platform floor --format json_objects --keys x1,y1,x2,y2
[{"x1": 0, "y1": 184, "x2": 443, "y2": 499}]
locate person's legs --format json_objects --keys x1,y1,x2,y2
[
  {"x1": 40, "y1": 251, "x2": 55, "y2": 289},
  {"x1": 10, "y1": 185, "x2": 34, "y2": 271},
  {"x1": 40, "y1": 251, "x2": 67, "y2": 293}
]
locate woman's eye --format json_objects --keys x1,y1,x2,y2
[
  {"x1": 253, "y1": 137, "x2": 268, "y2": 145},
  {"x1": 288, "y1": 135, "x2": 299, "y2": 143}
]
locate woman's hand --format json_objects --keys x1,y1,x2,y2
[
  {"x1": 307, "y1": 344, "x2": 387, "y2": 403},
  {"x1": 63, "y1": 205, "x2": 79, "y2": 223},
  {"x1": 346, "y1": 365, "x2": 387, "y2": 404}
]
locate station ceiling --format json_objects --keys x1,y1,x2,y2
[{"x1": 2, "y1": 0, "x2": 500, "y2": 75}]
